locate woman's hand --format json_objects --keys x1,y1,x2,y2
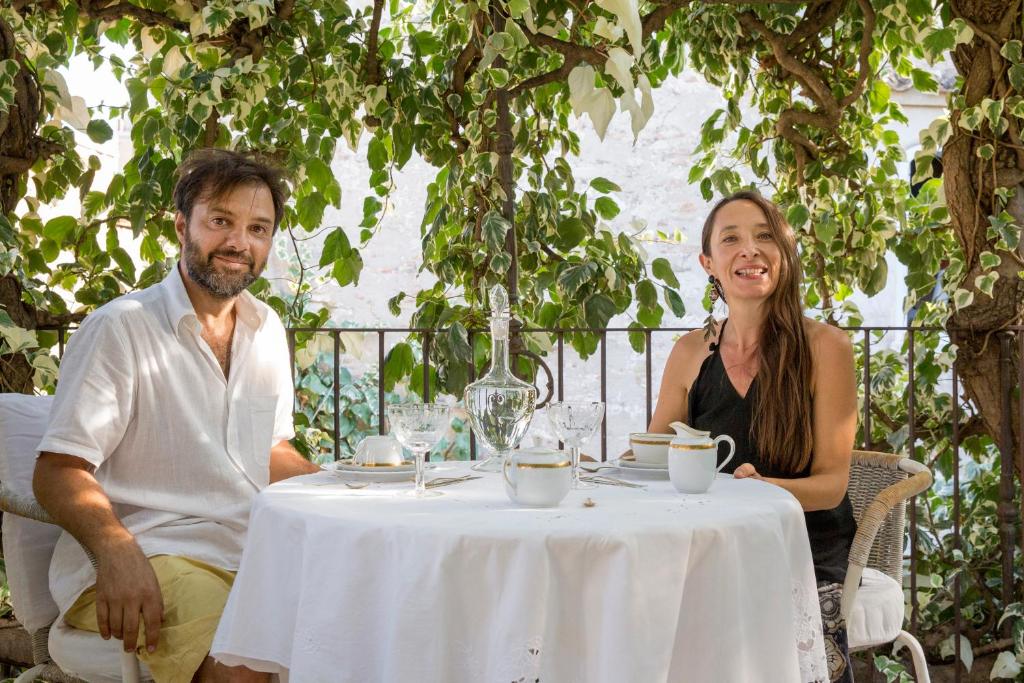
[{"x1": 733, "y1": 463, "x2": 761, "y2": 479}]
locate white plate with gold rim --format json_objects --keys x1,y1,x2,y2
[
  {"x1": 323, "y1": 460, "x2": 415, "y2": 482},
  {"x1": 614, "y1": 454, "x2": 669, "y2": 472}
]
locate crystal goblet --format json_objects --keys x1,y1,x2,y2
[
  {"x1": 386, "y1": 403, "x2": 451, "y2": 498},
  {"x1": 547, "y1": 401, "x2": 605, "y2": 490}
]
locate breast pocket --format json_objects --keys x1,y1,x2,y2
[{"x1": 241, "y1": 395, "x2": 278, "y2": 487}]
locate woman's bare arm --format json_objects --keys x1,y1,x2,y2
[
  {"x1": 736, "y1": 324, "x2": 857, "y2": 511},
  {"x1": 647, "y1": 330, "x2": 709, "y2": 433}
]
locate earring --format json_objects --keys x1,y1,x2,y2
[{"x1": 708, "y1": 275, "x2": 720, "y2": 303}]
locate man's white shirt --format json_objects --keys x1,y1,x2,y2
[{"x1": 37, "y1": 265, "x2": 294, "y2": 615}]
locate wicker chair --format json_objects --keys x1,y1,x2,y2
[
  {"x1": 0, "y1": 393, "x2": 145, "y2": 682},
  {"x1": 842, "y1": 450, "x2": 933, "y2": 683}
]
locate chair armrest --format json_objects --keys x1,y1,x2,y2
[
  {"x1": 0, "y1": 485, "x2": 55, "y2": 525},
  {"x1": 841, "y1": 460, "x2": 932, "y2": 618}
]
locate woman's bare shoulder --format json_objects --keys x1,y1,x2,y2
[{"x1": 802, "y1": 318, "x2": 854, "y2": 360}]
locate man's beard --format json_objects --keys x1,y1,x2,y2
[{"x1": 183, "y1": 232, "x2": 265, "y2": 300}]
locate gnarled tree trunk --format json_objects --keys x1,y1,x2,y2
[{"x1": 944, "y1": 0, "x2": 1023, "y2": 474}]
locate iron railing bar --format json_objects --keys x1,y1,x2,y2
[
  {"x1": 557, "y1": 332, "x2": 564, "y2": 451},
  {"x1": 863, "y1": 330, "x2": 871, "y2": 449},
  {"x1": 1019, "y1": 330, "x2": 1024, "y2": 603},
  {"x1": 422, "y1": 331, "x2": 431, "y2": 403},
  {"x1": 468, "y1": 330, "x2": 476, "y2": 461},
  {"x1": 600, "y1": 331, "x2": 607, "y2": 462},
  {"x1": 645, "y1": 329, "x2": 653, "y2": 429},
  {"x1": 286, "y1": 329, "x2": 296, "y2": 386},
  {"x1": 282, "y1": 325, "x2": 950, "y2": 334},
  {"x1": 377, "y1": 331, "x2": 385, "y2": 435},
  {"x1": 333, "y1": 330, "x2": 340, "y2": 461},
  {"x1": 953, "y1": 365, "x2": 962, "y2": 683},
  {"x1": 998, "y1": 334, "x2": 1016, "y2": 634},
  {"x1": 908, "y1": 328, "x2": 919, "y2": 635}
]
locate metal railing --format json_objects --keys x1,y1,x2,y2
[{"x1": 41, "y1": 321, "x2": 1023, "y2": 678}]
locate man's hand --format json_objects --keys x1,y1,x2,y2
[{"x1": 94, "y1": 537, "x2": 164, "y2": 653}]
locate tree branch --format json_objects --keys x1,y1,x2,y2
[
  {"x1": 364, "y1": 0, "x2": 384, "y2": 86},
  {"x1": 80, "y1": 0, "x2": 188, "y2": 31},
  {"x1": 837, "y1": 0, "x2": 876, "y2": 108}
]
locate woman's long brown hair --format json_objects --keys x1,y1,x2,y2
[{"x1": 701, "y1": 191, "x2": 814, "y2": 475}]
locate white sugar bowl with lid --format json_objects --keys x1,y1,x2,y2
[
  {"x1": 503, "y1": 447, "x2": 572, "y2": 507},
  {"x1": 667, "y1": 421, "x2": 736, "y2": 494}
]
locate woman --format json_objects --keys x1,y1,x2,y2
[{"x1": 649, "y1": 191, "x2": 858, "y2": 683}]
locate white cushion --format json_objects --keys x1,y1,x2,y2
[
  {"x1": 49, "y1": 620, "x2": 153, "y2": 682},
  {"x1": 847, "y1": 568, "x2": 906, "y2": 648},
  {"x1": 0, "y1": 394, "x2": 61, "y2": 634}
]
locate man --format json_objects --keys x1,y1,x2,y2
[{"x1": 33, "y1": 149, "x2": 319, "y2": 683}]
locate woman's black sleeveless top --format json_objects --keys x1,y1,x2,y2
[{"x1": 686, "y1": 321, "x2": 857, "y2": 585}]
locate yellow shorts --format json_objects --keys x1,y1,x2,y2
[{"x1": 63, "y1": 555, "x2": 235, "y2": 683}]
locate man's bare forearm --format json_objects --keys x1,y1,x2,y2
[
  {"x1": 269, "y1": 440, "x2": 319, "y2": 483},
  {"x1": 33, "y1": 453, "x2": 137, "y2": 556}
]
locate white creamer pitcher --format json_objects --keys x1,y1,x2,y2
[{"x1": 667, "y1": 421, "x2": 736, "y2": 494}]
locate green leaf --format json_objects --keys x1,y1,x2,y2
[
  {"x1": 42, "y1": 216, "x2": 77, "y2": 243},
  {"x1": 594, "y1": 197, "x2": 620, "y2": 220},
  {"x1": 590, "y1": 177, "x2": 621, "y2": 193},
  {"x1": 367, "y1": 137, "x2": 388, "y2": 171},
  {"x1": 979, "y1": 251, "x2": 1001, "y2": 269},
  {"x1": 554, "y1": 217, "x2": 587, "y2": 251},
  {"x1": 111, "y1": 247, "x2": 136, "y2": 282},
  {"x1": 636, "y1": 305, "x2": 663, "y2": 328},
  {"x1": 975, "y1": 271, "x2": 998, "y2": 297},
  {"x1": 982, "y1": 98, "x2": 1004, "y2": 128},
  {"x1": 627, "y1": 322, "x2": 646, "y2": 353},
  {"x1": 869, "y1": 80, "x2": 890, "y2": 113},
  {"x1": 953, "y1": 287, "x2": 974, "y2": 311},
  {"x1": 481, "y1": 211, "x2": 510, "y2": 251},
  {"x1": 361, "y1": 196, "x2": 383, "y2": 229},
  {"x1": 490, "y1": 251, "x2": 511, "y2": 274},
  {"x1": 332, "y1": 252, "x2": 363, "y2": 287},
  {"x1": 1001, "y1": 40, "x2": 1023, "y2": 64},
  {"x1": 442, "y1": 322, "x2": 473, "y2": 363},
  {"x1": 910, "y1": 69, "x2": 938, "y2": 93},
  {"x1": 320, "y1": 227, "x2": 352, "y2": 267},
  {"x1": 584, "y1": 293, "x2": 616, "y2": 330},
  {"x1": 651, "y1": 258, "x2": 679, "y2": 288},
  {"x1": 388, "y1": 292, "x2": 406, "y2": 317},
  {"x1": 787, "y1": 204, "x2": 810, "y2": 228},
  {"x1": 0, "y1": 323, "x2": 38, "y2": 354},
  {"x1": 1010, "y1": 65, "x2": 1024, "y2": 93},
  {"x1": 922, "y1": 27, "x2": 955, "y2": 60},
  {"x1": 557, "y1": 262, "x2": 595, "y2": 298},
  {"x1": 382, "y1": 342, "x2": 415, "y2": 391},
  {"x1": 86, "y1": 119, "x2": 114, "y2": 144},
  {"x1": 663, "y1": 288, "x2": 685, "y2": 317},
  {"x1": 864, "y1": 258, "x2": 888, "y2": 296},
  {"x1": 306, "y1": 158, "x2": 333, "y2": 189},
  {"x1": 636, "y1": 279, "x2": 657, "y2": 309}
]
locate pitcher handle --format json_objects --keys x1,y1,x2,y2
[
  {"x1": 714, "y1": 435, "x2": 736, "y2": 473},
  {"x1": 503, "y1": 456, "x2": 517, "y2": 493}
]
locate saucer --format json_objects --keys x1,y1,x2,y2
[
  {"x1": 323, "y1": 460, "x2": 415, "y2": 482},
  {"x1": 333, "y1": 457, "x2": 414, "y2": 471},
  {"x1": 616, "y1": 453, "x2": 668, "y2": 471}
]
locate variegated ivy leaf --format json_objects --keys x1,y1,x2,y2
[{"x1": 595, "y1": 0, "x2": 642, "y2": 57}]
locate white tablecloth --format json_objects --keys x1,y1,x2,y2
[{"x1": 212, "y1": 463, "x2": 828, "y2": 683}]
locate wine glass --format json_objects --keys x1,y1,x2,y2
[
  {"x1": 547, "y1": 401, "x2": 605, "y2": 489},
  {"x1": 386, "y1": 403, "x2": 451, "y2": 498}
]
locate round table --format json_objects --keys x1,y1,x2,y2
[{"x1": 211, "y1": 462, "x2": 828, "y2": 683}]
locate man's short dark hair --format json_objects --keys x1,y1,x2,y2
[{"x1": 173, "y1": 149, "x2": 289, "y2": 231}]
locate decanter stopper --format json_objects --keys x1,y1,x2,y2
[{"x1": 489, "y1": 284, "x2": 510, "y2": 338}]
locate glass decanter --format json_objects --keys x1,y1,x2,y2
[{"x1": 464, "y1": 284, "x2": 536, "y2": 472}]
